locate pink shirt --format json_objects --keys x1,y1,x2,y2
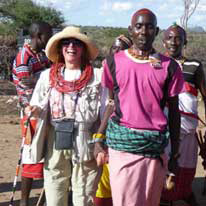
[{"x1": 102, "y1": 50, "x2": 185, "y2": 131}]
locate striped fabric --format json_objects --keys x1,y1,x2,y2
[
  {"x1": 12, "y1": 44, "x2": 50, "y2": 107},
  {"x1": 180, "y1": 59, "x2": 201, "y2": 97},
  {"x1": 106, "y1": 120, "x2": 169, "y2": 158},
  {"x1": 184, "y1": 82, "x2": 197, "y2": 96},
  {"x1": 22, "y1": 163, "x2": 44, "y2": 178},
  {"x1": 178, "y1": 59, "x2": 203, "y2": 133}
]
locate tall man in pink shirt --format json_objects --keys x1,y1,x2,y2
[{"x1": 93, "y1": 8, "x2": 185, "y2": 206}]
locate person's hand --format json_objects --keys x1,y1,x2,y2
[
  {"x1": 96, "y1": 152, "x2": 108, "y2": 166},
  {"x1": 21, "y1": 76, "x2": 36, "y2": 88},
  {"x1": 165, "y1": 174, "x2": 175, "y2": 190},
  {"x1": 196, "y1": 128, "x2": 206, "y2": 170},
  {"x1": 24, "y1": 105, "x2": 41, "y2": 118},
  {"x1": 196, "y1": 128, "x2": 206, "y2": 158},
  {"x1": 94, "y1": 142, "x2": 108, "y2": 166}
]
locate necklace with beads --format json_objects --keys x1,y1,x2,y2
[
  {"x1": 165, "y1": 52, "x2": 186, "y2": 68},
  {"x1": 176, "y1": 56, "x2": 186, "y2": 65},
  {"x1": 27, "y1": 43, "x2": 36, "y2": 53},
  {"x1": 26, "y1": 43, "x2": 43, "y2": 64},
  {"x1": 128, "y1": 47, "x2": 162, "y2": 68},
  {"x1": 128, "y1": 47, "x2": 154, "y2": 60}
]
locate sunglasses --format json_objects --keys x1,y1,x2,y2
[{"x1": 60, "y1": 38, "x2": 84, "y2": 47}]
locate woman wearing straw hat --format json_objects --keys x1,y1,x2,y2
[{"x1": 26, "y1": 26, "x2": 102, "y2": 206}]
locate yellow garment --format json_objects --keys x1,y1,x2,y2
[{"x1": 96, "y1": 164, "x2": 112, "y2": 198}]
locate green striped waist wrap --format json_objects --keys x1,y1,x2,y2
[{"x1": 106, "y1": 120, "x2": 169, "y2": 158}]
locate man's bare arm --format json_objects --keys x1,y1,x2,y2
[{"x1": 94, "y1": 89, "x2": 114, "y2": 164}]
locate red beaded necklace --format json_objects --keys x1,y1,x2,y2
[
  {"x1": 50, "y1": 63, "x2": 93, "y2": 93},
  {"x1": 128, "y1": 48, "x2": 150, "y2": 60},
  {"x1": 128, "y1": 47, "x2": 162, "y2": 68}
]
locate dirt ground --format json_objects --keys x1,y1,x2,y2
[
  {"x1": 0, "y1": 92, "x2": 206, "y2": 206},
  {"x1": 0, "y1": 93, "x2": 43, "y2": 206}
]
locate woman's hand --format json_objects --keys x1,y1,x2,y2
[
  {"x1": 20, "y1": 76, "x2": 36, "y2": 88},
  {"x1": 24, "y1": 105, "x2": 41, "y2": 118},
  {"x1": 96, "y1": 152, "x2": 108, "y2": 166},
  {"x1": 94, "y1": 142, "x2": 108, "y2": 166}
]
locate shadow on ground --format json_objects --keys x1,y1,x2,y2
[
  {"x1": 0, "y1": 174, "x2": 205, "y2": 206},
  {"x1": 0, "y1": 179, "x2": 43, "y2": 193},
  {"x1": 0, "y1": 179, "x2": 43, "y2": 206},
  {"x1": 0, "y1": 196, "x2": 40, "y2": 206}
]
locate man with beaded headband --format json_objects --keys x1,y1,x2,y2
[
  {"x1": 161, "y1": 23, "x2": 206, "y2": 206},
  {"x1": 94, "y1": 8, "x2": 185, "y2": 206},
  {"x1": 12, "y1": 21, "x2": 52, "y2": 206}
]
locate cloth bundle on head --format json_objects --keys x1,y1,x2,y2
[
  {"x1": 116, "y1": 35, "x2": 133, "y2": 48},
  {"x1": 45, "y1": 26, "x2": 99, "y2": 63}
]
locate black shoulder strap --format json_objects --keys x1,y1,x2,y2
[
  {"x1": 105, "y1": 54, "x2": 122, "y2": 123},
  {"x1": 106, "y1": 54, "x2": 115, "y2": 77},
  {"x1": 105, "y1": 54, "x2": 119, "y2": 94}
]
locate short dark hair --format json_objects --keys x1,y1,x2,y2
[{"x1": 29, "y1": 21, "x2": 52, "y2": 38}]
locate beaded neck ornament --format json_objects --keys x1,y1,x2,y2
[
  {"x1": 127, "y1": 47, "x2": 162, "y2": 68},
  {"x1": 165, "y1": 52, "x2": 186, "y2": 68},
  {"x1": 26, "y1": 43, "x2": 38, "y2": 54},
  {"x1": 176, "y1": 56, "x2": 186, "y2": 65},
  {"x1": 128, "y1": 47, "x2": 152, "y2": 60},
  {"x1": 26, "y1": 43, "x2": 43, "y2": 63}
]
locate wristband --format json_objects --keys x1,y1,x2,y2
[
  {"x1": 93, "y1": 133, "x2": 106, "y2": 139},
  {"x1": 92, "y1": 133, "x2": 106, "y2": 143}
]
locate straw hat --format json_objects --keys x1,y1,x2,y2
[{"x1": 45, "y1": 26, "x2": 99, "y2": 63}]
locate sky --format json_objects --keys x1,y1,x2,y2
[{"x1": 34, "y1": 0, "x2": 206, "y2": 30}]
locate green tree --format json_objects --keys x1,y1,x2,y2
[
  {"x1": 0, "y1": 0, "x2": 65, "y2": 80},
  {"x1": 0, "y1": 0, "x2": 65, "y2": 32}
]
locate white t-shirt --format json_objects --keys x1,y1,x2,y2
[{"x1": 63, "y1": 68, "x2": 81, "y2": 81}]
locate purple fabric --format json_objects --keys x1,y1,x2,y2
[{"x1": 102, "y1": 50, "x2": 185, "y2": 131}]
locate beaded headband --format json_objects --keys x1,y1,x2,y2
[{"x1": 131, "y1": 8, "x2": 157, "y2": 26}]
